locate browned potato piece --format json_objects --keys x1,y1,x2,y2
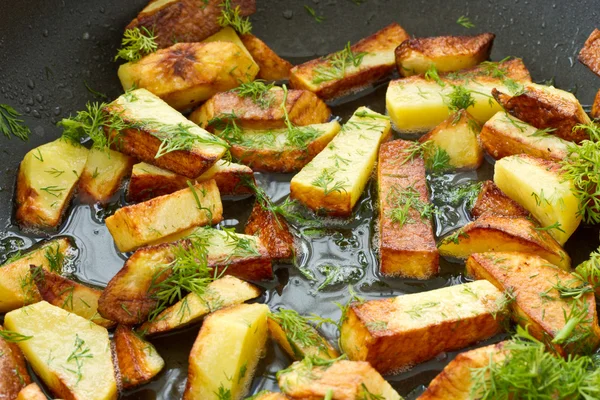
[
  {"x1": 396, "y1": 33, "x2": 495, "y2": 77},
  {"x1": 471, "y1": 181, "x2": 528, "y2": 219},
  {"x1": 478, "y1": 112, "x2": 571, "y2": 161},
  {"x1": 378, "y1": 139, "x2": 438, "y2": 279},
  {"x1": 32, "y1": 267, "x2": 115, "y2": 328},
  {"x1": 126, "y1": 0, "x2": 256, "y2": 49},
  {"x1": 248, "y1": 392, "x2": 290, "y2": 400},
  {"x1": 492, "y1": 83, "x2": 591, "y2": 143},
  {"x1": 79, "y1": 148, "x2": 135, "y2": 204},
  {"x1": 15, "y1": 383, "x2": 47, "y2": 400},
  {"x1": 290, "y1": 23, "x2": 409, "y2": 100},
  {"x1": 190, "y1": 88, "x2": 331, "y2": 130},
  {"x1": 245, "y1": 201, "x2": 294, "y2": 261},
  {"x1": 340, "y1": 280, "x2": 505, "y2": 375},
  {"x1": 127, "y1": 161, "x2": 253, "y2": 203},
  {"x1": 578, "y1": 28, "x2": 600, "y2": 77},
  {"x1": 114, "y1": 325, "x2": 164, "y2": 389},
  {"x1": 240, "y1": 34, "x2": 293, "y2": 80},
  {"x1": 593, "y1": 89, "x2": 600, "y2": 119},
  {"x1": 278, "y1": 359, "x2": 401, "y2": 400},
  {"x1": 418, "y1": 342, "x2": 508, "y2": 400},
  {"x1": 98, "y1": 228, "x2": 272, "y2": 325},
  {"x1": 0, "y1": 325, "x2": 31, "y2": 399},
  {"x1": 467, "y1": 252, "x2": 600, "y2": 355},
  {"x1": 438, "y1": 213, "x2": 570, "y2": 270}
]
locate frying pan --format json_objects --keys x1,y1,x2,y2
[{"x1": 1, "y1": 0, "x2": 599, "y2": 399}]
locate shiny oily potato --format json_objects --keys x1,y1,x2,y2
[
  {"x1": 15, "y1": 383, "x2": 47, "y2": 400},
  {"x1": 118, "y1": 41, "x2": 259, "y2": 111},
  {"x1": 245, "y1": 201, "x2": 295, "y2": 261},
  {"x1": 592, "y1": 88, "x2": 600, "y2": 119},
  {"x1": 578, "y1": 28, "x2": 600, "y2": 78},
  {"x1": 114, "y1": 325, "x2": 164, "y2": 389},
  {"x1": 78, "y1": 148, "x2": 134, "y2": 204},
  {"x1": 0, "y1": 325, "x2": 31, "y2": 400},
  {"x1": 202, "y1": 27, "x2": 259, "y2": 74},
  {"x1": 470, "y1": 180, "x2": 529, "y2": 219},
  {"x1": 240, "y1": 33, "x2": 293, "y2": 81}
]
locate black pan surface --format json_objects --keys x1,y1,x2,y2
[{"x1": 1, "y1": 1, "x2": 599, "y2": 399}]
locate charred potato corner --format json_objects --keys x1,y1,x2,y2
[{"x1": 2, "y1": 1, "x2": 600, "y2": 400}]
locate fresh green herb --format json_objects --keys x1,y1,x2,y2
[
  {"x1": 456, "y1": 15, "x2": 475, "y2": 28},
  {"x1": 214, "y1": 384, "x2": 232, "y2": 400},
  {"x1": 552, "y1": 299, "x2": 593, "y2": 348},
  {"x1": 45, "y1": 244, "x2": 64, "y2": 273},
  {"x1": 575, "y1": 248, "x2": 600, "y2": 292},
  {"x1": 317, "y1": 264, "x2": 363, "y2": 291},
  {"x1": 280, "y1": 85, "x2": 322, "y2": 149},
  {"x1": 45, "y1": 168, "x2": 65, "y2": 177},
  {"x1": 534, "y1": 221, "x2": 565, "y2": 233},
  {"x1": 154, "y1": 122, "x2": 229, "y2": 159},
  {"x1": 208, "y1": 112, "x2": 243, "y2": 144},
  {"x1": 424, "y1": 64, "x2": 445, "y2": 86},
  {"x1": 386, "y1": 185, "x2": 437, "y2": 228},
  {"x1": 269, "y1": 308, "x2": 323, "y2": 350},
  {"x1": 83, "y1": 81, "x2": 108, "y2": 100},
  {"x1": 365, "y1": 321, "x2": 388, "y2": 331},
  {"x1": 479, "y1": 57, "x2": 525, "y2": 95},
  {"x1": 237, "y1": 362, "x2": 247, "y2": 383},
  {"x1": 0, "y1": 104, "x2": 30, "y2": 141},
  {"x1": 398, "y1": 140, "x2": 452, "y2": 172},
  {"x1": 552, "y1": 278, "x2": 594, "y2": 300},
  {"x1": 230, "y1": 80, "x2": 275, "y2": 109},
  {"x1": 66, "y1": 334, "x2": 93, "y2": 384},
  {"x1": 61, "y1": 286, "x2": 75, "y2": 310},
  {"x1": 405, "y1": 302, "x2": 439, "y2": 319},
  {"x1": 33, "y1": 148, "x2": 44, "y2": 162},
  {"x1": 446, "y1": 85, "x2": 476, "y2": 112},
  {"x1": 355, "y1": 110, "x2": 390, "y2": 120},
  {"x1": 186, "y1": 180, "x2": 213, "y2": 222},
  {"x1": 312, "y1": 42, "x2": 368, "y2": 84},
  {"x1": 218, "y1": 0, "x2": 252, "y2": 34},
  {"x1": 531, "y1": 127, "x2": 557, "y2": 139},
  {"x1": 304, "y1": 5, "x2": 325, "y2": 22},
  {"x1": 311, "y1": 168, "x2": 347, "y2": 196},
  {"x1": 221, "y1": 227, "x2": 260, "y2": 261},
  {"x1": 2, "y1": 250, "x2": 23, "y2": 266},
  {"x1": 573, "y1": 122, "x2": 600, "y2": 142},
  {"x1": 40, "y1": 186, "x2": 65, "y2": 198},
  {"x1": 114, "y1": 27, "x2": 158, "y2": 62},
  {"x1": 358, "y1": 383, "x2": 385, "y2": 400},
  {"x1": 440, "y1": 230, "x2": 469, "y2": 246},
  {"x1": 0, "y1": 329, "x2": 32, "y2": 342},
  {"x1": 324, "y1": 389, "x2": 334, "y2": 400}
]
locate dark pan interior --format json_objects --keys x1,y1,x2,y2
[{"x1": 1, "y1": 1, "x2": 599, "y2": 399}]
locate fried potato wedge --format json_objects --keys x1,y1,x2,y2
[
  {"x1": 4, "y1": 301, "x2": 117, "y2": 400},
  {"x1": 118, "y1": 41, "x2": 259, "y2": 111},
  {"x1": 114, "y1": 325, "x2": 164, "y2": 389},
  {"x1": 467, "y1": 252, "x2": 600, "y2": 355},
  {"x1": 492, "y1": 83, "x2": 591, "y2": 143},
  {"x1": 340, "y1": 280, "x2": 505, "y2": 374},
  {"x1": 437, "y1": 213, "x2": 570, "y2": 270},
  {"x1": 592, "y1": 89, "x2": 600, "y2": 119},
  {"x1": 240, "y1": 34, "x2": 293, "y2": 81},
  {"x1": 418, "y1": 342, "x2": 508, "y2": 400},
  {"x1": 182, "y1": 303, "x2": 269, "y2": 400},
  {"x1": 139, "y1": 276, "x2": 261, "y2": 336},
  {"x1": 106, "y1": 180, "x2": 223, "y2": 252},
  {"x1": 245, "y1": 201, "x2": 295, "y2": 261},
  {"x1": 221, "y1": 120, "x2": 342, "y2": 173},
  {"x1": 98, "y1": 227, "x2": 271, "y2": 325},
  {"x1": 202, "y1": 27, "x2": 259, "y2": 73},
  {"x1": 125, "y1": 0, "x2": 256, "y2": 49},
  {"x1": 578, "y1": 28, "x2": 600, "y2": 77},
  {"x1": 386, "y1": 58, "x2": 531, "y2": 133},
  {"x1": 0, "y1": 325, "x2": 31, "y2": 400},
  {"x1": 479, "y1": 112, "x2": 570, "y2": 161},
  {"x1": 16, "y1": 139, "x2": 88, "y2": 230},
  {"x1": 290, "y1": 23, "x2": 409, "y2": 100},
  {"x1": 471, "y1": 180, "x2": 528, "y2": 219},
  {"x1": 79, "y1": 148, "x2": 134, "y2": 204},
  {"x1": 127, "y1": 160, "x2": 253, "y2": 203},
  {"x1": 396, "y1": 33, "x2": 495, "y2": 77},
  {"x1": 248, "y1": 392, "x2": 290, "y2": 400},
  {"x1": 278, "y1": 359, "x2": 401, "y2": 400},
  {"x1": 190, "y1": 87, "x2": 330, "y2": 130},
  {"x1": 104, "y1": 88, "x2": 228, "y2": 178},
  {"x1": 419, "y1": 110, "x2": 483, "y2": 170},
  {"x1": 0, "y1": 237, "x2": 72, "y2": 313},
  {"x1": 15, "y1": 383, "x2": 47, "y2": 400},
  {"x1": 31, "y1": 267, "x2": 114, "y2": 328},
  {"x1": 290, "y1": 108, "x2": 391, "y2": 216},
  {"x1": 494, "y1": 154, "x2": 581, "y2": 245},
  {"x1": 378, "y1": 139, "x2": 438, "y2": 278}
]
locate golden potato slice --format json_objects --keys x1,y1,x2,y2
[
  {"x1": 0, "y1": 237, "x2": 72, "y2": 313},
  {"x1": 106, "y1": 180, "x2": 222, "y2": 252},
  {"x1": 418, "y1": 342, "x2": 507, "y2": 400},
  {"x1": 377, "y1": 139, "x2": 438, "y2": 278},
  {"x1": 247, "y1": 392, "x2": 290, "y2": 400},
  {"x1": 245, "y1": 201, "x2": 295, "y2": 261},
  {"x1": 16, "y1": 139, "x2": 88, "y2": 229},
  {"x1": 396, "y1": 33, "x2": 495, "y2": 77},
  {"x1": 479, "y1": 112, "x2": 571, "y2": 161},
  {"x1": 190, "y1": 88, "x2": 330, "y2": 130},
  {"x1": 0, "y1": 325, "x2": 31, "y2": 399},
  {"x1": 386, "y1": 58, "x2": 531, "y2": 133},
  {"x1": 290, "y1": 108, "x2": 390, "y2": 216},
  {"x1": 467, "y1": 252, "x2": 600, "y2": 355},
  {"x1": 104, "y1": 88, "x2": 228, "y2": 179},
  {"x1": 182, "y1": 303, "x2": 269, "y2": 400},
  {"x1": 127, "y1": 160, "x2": 253, "y2": 203},
  {"x1": 578, "y1": 28, "x2": 600, "y2": 77},
  {"x1": 492, "y1": 83, "x2": 591, "y2": 143},
  {"x1": 471, "y1": 180, "x2": 528, "y2": 219},
  {"x1": 290, "y1": 23, "x2": 409, "y2": 100},
  {"x1": 419, "y1": 110, "x2": 483, "y2": 170},
  {"x1": 438, "y1": 213, "x2": 570, "y2": 270},
  {"x1": 4, "y1": 301, "x2": 117, "y2": 400},
  {"x1": 32, "y1": 267, "x2": 114, "y2": 328},
  {"x1": 125, "y1": 0, "x2": 256, "y2": 49},
  {"x1": 240, "y1": 34, "x2": 293, "y2": 81},
  {"x1": 98, "y1": 227, "x2": 271, "y2": 325},
  {"x1": 15, "y1": 383, "x2": 47, "y2": 400},
  {"x1": 340, "y1": 280, "x2": 504, "y2": 375},
  {"x1": 278, "y1": 359, "x2": 401, "y2": 400},
  {"x1": 202, "y1": 27, "x2": 259, "y2": 73},
  {"x1": 78, "y1": 148, "x2": 134, "y2": 204},
  {"x1": 114, "y1": 325, "x2": 164, "y2": 389},
  {"x1": 118, "y1": 41, "x2": 259, "y2": 111}
]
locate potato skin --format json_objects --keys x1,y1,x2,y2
[
  {"x1": 126, "y1": 0, "x2": 256, "y2": 49},
  {"x1": 245, "y1": 202, "x2": 294, "y2": 261},
  {"x1": 0, "y1": 326, "x2": 31, "y2": 400},
  {"x1": 16, "y1": 383, "x2": 47, "y2": 400},
  {"x1": 578, "y1": 28, "x2": 600, "y2": 78},
  {"x1": 471, "y1": 181, "x2": 528, "y2": 219},
  {"x1": 114, "y1": 325, "x2": 164, "y2": 389},
  {"x1": 592, "y1": 88, "x2": 600, "y2": 119},
  {"x1": 240, "y1": 34, "x2": 292, "y2": 80}
]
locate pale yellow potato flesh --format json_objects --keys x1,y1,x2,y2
[
  {"x1": 16, "y1": 383, "x2": 47, "y2": 400},
  {"x1": 79, "y1": 148, "x2": 134, "y2": 203},
  {"x1": 202, "y1": 27, "x2": 259, "y2": 72}
]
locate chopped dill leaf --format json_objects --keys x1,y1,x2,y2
[
  {"x1": 312, "y1": 42, "x2": 367, "y2": 84},
  {"x1": 114, "y1": 27, "x2": 158, "y2": 62},
  {"x1": 230, "y1": 80, "x2": 275, "y2": 109},
  {"x1": 0, "y1": 104, "x2": 30, "y2": 141},
  {"x1": 456, "y1": 15, "x2": 475, "y2": 28},
  {"x1": 304, "y1": 5, "x2": 325, "y2": 23},
  {"x1": 218, "y1": 0, "x2": 252, "y2": 34}
]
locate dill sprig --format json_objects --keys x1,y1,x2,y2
[
  {"x1": 311, "y1": 168, "x2": 347, "y2": 196},
  {"x1": 573, "y1": 122, "x2": 600, "y2": 142},
  {"x1": 215, "y1": 384, "x2": 232, "y2": 400},
  {"x1": 154, "y1": 122, "x2": 230, "y2": 159},
  {"x1": 66, "y1": 334, "x2": 93, "y2": 384},
  {"x1": 551, "y1": 278, "x2": 594, "y2": 300},
  {"x1": 208, "y1": 112, "x2": 243, "y2": 144},
  {"x1": 57, "y1": 102, "x2": 126, "y2": 149},
  {"x1": 424, "y1": 64, "x2": 445, "y2": 86},
  {"x1": 218, "y1": 0, "x2": 252, "y2": 34},
  {"x1": 230, "y1": 80, "x2": 275, "y2": 109},
  {"x1": 0, "y1": 329, "x2": 32, "y2": 342},
  {"x1": 312, "y1": 42, "x2": 368, "y2": 84},
  {"x1": 304, "y1": 5, "x2": 325, "y2": 23},
  {"x1": 281, "y1": 85, "x2": 322, "y2": 149},
  {"x1": 115, "y1": 27, "x2": 158, "y2": 62},
  {"x1": 457, "y1": 15, "x2": 475, "y2": 28},
  {"x1": 269, "y1": 308, "x2": 323, "y2": 350},
  {"x1": 446, "y1": 85, "x2": 476, "y2": 112},
  {"x1": 45, "y1": 244, "x2": 65, "y2": 274},
  {"x1": 575, "y1": 248, "x2": 600, "y2": 293},
  {"x1": 0, "y1": 104, "x2": 30, "y2": 141},
  {"x1": 399, "y1": 140, "x2": 452, "y2": 172},
  {"x1": 386, "y1": 185, "x2": 437, "y2": 228}
]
